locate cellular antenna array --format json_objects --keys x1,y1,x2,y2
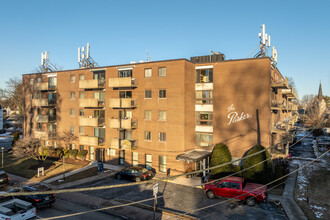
[
  {"x1": 78, "y1": 42, "x2": 99, "y2": 68},
  {"x1": 40, "y1": 51, "x2": 57, "y2": 72}
]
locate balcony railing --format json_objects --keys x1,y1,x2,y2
[
  {"x1": 79, "y1": 99, "x2": 105, "y2": 108},
  {"x1": 109, "y1": 98, "x2": 138, "y2": 108},
  {"x1": 109, "y1": 119, "x2": 138, "y2": 129},
  {"x1": 34, "y1": 82, "x2": 49, "y2": 91},
  {"x1": 32, "y1": 99, "x2": 56, "y2": 107},
  {"x1": 108, "y1": 77, "x2": 138, "y2": 88},
  {"x1": 34, "y1": 115, "x2": 48, "y2": 123},
  {"x1": 271, "y1": 100, "x2": 285, "y2": 110},
  {"x1": 79, "y1": 136, "x2": 105, "y2": 146},
  {"x1": 34, "y1": 131, "x2": 48, "y2": 139},
  {"x1": 271, "y1": 77, "x2": 289, "y2": 89},
  {"x1": 79, "y1": 79, "x2": 105, "y2": 89},
  {"x1": 110, "y1": 139, "x2": 137, "y2": 150},
  {"x1": 282, "y1": 88, "x2": 297, "y2": 99},
  {"x1": 79, "y1": 117, "x2": 105, "y2": 127}
]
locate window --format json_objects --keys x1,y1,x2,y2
[
  {"x1": 196, "y1": 112, "x2": 213, "y2": 125},
  {"x1": 159, "y1": 156, "x2": 166, "y2": 173},
  {"x1": 118, "y1": 70, "x2": 132, "y2": 78},
  {"x1": 196, "y1": 90, "x2": 213, "y2": 104},
  {"x1": 37, "y1": 108, "x2": 41, "y2": 115},
  {"x1": 79, "y1": 109, "x2": 84, "y2": 116},
  {"x1": 119, "y1": 91, "x2": 132, "y2": 98},
  {"x1": 159, "y1": 111, "x2": 166, "y2": 121},
  {"x1": 196, "y1": 133, "x2": 213, "y2": 147},
  {"x1": 79, "y1": 145, "x2": 84, "y2": 151},
  {"x1": 79, "y1": 92, "x2": 84, "y2": 99},
  {"x1": 145, "y1": 90, "x2": 152, "y2": 98},
  {"x1": 29, "y1": 108, "x2": 34, "y2": 114},
  {"x1": 119, "y1": 110, "x2": 132, "y2": 119},
  {"x1": 144, "y1": 68, "x2": 152, "y2": 78},
  {"x1": 145, "y1": 111, "x2": 152, "y2": 120},
  {"x1": 70, "y1": 92, "x2": 75, "y2": 100},
  {"x1": 71, "y1": 144, "x2": 76, "y2": 150},
  {"x1": 30, "y1": 122, "x2": 34, "y2": 129},
  {"x1": 37, "y1": 123, "x2": 42, "y2": 131},
  {"x1": 37, "y1": 92, "x2": 41, "y2": 99},
  {"x1": 119, "y1": 150, "x2": 125, "y2": 165},
  {"x1": 48, "y1": 92, "x2": 57, "y2": 105},
  {"x1": 79, "y1": 126, "x2": 84, "y2": 134},
  {"x1": 70, "y1": 74, "x2": 75, "y2": 83},
  {"x1": 144, "y1": 131, "x2": 151, "y2": 141},
  {"x1": 94, "y1": 92, "x2": 105, "y2": 102},
  {"x1": 132, "y1": 152, "x2": 138, "y2": 166},
  {"x1": 70, "y1": 126, "x2": 75, "y2": 134},
  {"x1": 108, "y1": 148, "x2": 116, "y2": 157},
  {"x1": 159, "y1": 89, "x2": 166, "y2": 98},
  {"x1": 159, "y1": 132, "x2": 166, "y2": 142},
  {"x1": 94, "y1": 128, "x2": 105, "y2": 144},
  {"x1": 196, "y1": 68, "x2": 213, "y2": 83},
  {"x1": 48, "y1": 77, "x2": 57, "y2": 89},
  {"x1": 158, "y1": 67, "x2": 166, "y2": 77},
  {"x1": 79, "y1": 74, "x2": 84, "y2": 81},
  {"x1": 70, "y1": 109, "x2": 75, "y2": 116},
  {"x1": 30, "y1": 79, "x2": 34, "y2": 85},
  {"x1": 37, "y1": 78, "x2": 41, "y2": 83},
  {"x1": 146, "y1": 154, "x2": 152, "y2": 169},
  {"x1": 30, "y1": 93, "x2": 34, "y2": 100}
]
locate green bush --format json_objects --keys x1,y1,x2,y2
[
  {"x1": 12, "y1": 132, "x2": 20, "y2": 147},
  {"x1": 78, "y1": 150, "x2": 88, "y2": 160},
  {"x1": 70, "y1": 149, "x2": 79, "y2": 159},
  {"x1": 242, "y1": 144, "x2": 272, "y2": 183},
  {"x1": 232, "y1": 165, "x2": 242, "y2": 177},
  {"x1": 63, "y1": 149, "x2": 70, "y2": 158},
  {"x1": 55, "y1": 147, "x2": 64, "y2": 158},
  {"x1": 210, "y1": 142, "x2": 233, "y2": 175}
]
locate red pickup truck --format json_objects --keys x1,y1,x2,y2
[{"x1": 203, "y1": 176, "x2": 267, "y2": 206}]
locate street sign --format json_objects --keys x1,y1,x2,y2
[{"x1": 153, "y1": 183, "x2": 159, "y2": 197}]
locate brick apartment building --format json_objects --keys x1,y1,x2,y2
[{"x1": 22, "y1": 55, "x2": 298, "y2": 174}]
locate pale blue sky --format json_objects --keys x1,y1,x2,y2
[{"x1": 0, "y1": 0, "x2": 329, "y2": 98}]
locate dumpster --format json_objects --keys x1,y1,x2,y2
[{"x1": 97, "y1": 163, "x2": 104, "y2": 172}]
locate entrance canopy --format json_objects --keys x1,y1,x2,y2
[{"x1": 176, "y1": 149, "x2": 212, "y2": 162}]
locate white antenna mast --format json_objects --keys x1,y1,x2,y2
[
  {"x1": 78, "y1": 42, "x2": 99, "y2": 68},
  {"x1": 257, "y1": 24, "x2": 271, "y2": 57}
]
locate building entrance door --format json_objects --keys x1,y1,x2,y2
[{"x1": 96, "y1": 148, "x2": 105, "y2": 163}]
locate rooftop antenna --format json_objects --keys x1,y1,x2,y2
[
  {"x1": 40, "y1": 51, "x2": 58, "y2": 72},
  {"x1": 146, "y1": 49, "x2": 152, "y2": 62},
  {"x1": 78, "y1": 42, "x2": 99, "y2": 68},
  {"x1": 271, "y1": 46, "x2": 278, "y2": 65},
  {"x1": 255, "y1": 24, "x2": 271, "y2": 58}
]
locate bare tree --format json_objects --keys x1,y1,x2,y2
[
  {"x1": 12, "y1": 136, "x2": 53, "y2": 164},
  {"x1": 3, "y1": 77, "x2": 23, "y2": 113},
  {"x1": 288, "y1": 77, "x2": 297, "y2": 96},
  {"x1": 57, "y1": 131, "x2": 78, "y2": 149},
  {"x1": 301, "y1": 100, "x2": 328, "y2": 128},
  {"x1": 299, "y1": 94, "x2": 315, "y2": 109}
]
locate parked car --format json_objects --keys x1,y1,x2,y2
[
  {"x1": 9, "y1": 184, "x2": 56, "y2": 208},
  {"x1": 0, "y1": 171, "x2": 10, "y2": 187},
  {"x1": 203, "y1": 176, "x2": 267, "y2": 206},
  {"x1": 115, "y1": 166, "x2": 155, "y2": 182}
]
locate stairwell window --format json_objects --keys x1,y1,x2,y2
[
  {"x1": 144, "y1": 68, "x2": 152, "y2": 78},
  {"x1": 196, "y1": 90, "x2": 213, "y2": 104},
  {"x1": 196, "y1": 112, "x2": 213, "y2": 125},
  {"x1": 196, "y1": 68, "x2": 213, "y2": 83},
  {"x1": 159, "y1": 89, "x2": 166, "y2": 99},
  {"x1": 159, "y1": 156, "x2": 166, "y2": 173}
]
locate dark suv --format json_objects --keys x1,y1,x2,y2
[
  {"x1": 0, "y1": 171, "x2": 10, "y2": 187},
  {"x1": 9, "y1": 184, "x2": 55, "y2": 208}
]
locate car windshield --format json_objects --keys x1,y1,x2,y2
[{"x1": 141, "y1": 168, "x2": 149, "y2": 173}]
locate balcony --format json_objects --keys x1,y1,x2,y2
[
  {"x1": 34, "y1": 82, "x2": 49, "y2": 91},
  {"x1": 34, "y1": 115, "x2": 48, "y2": 123},
  {"x1": 79, "y1": 79, "x2": 105, "y2": 89},
  {"x1": 79, "y1": 136, "x2": 105, "y2": 146},
  {"x1": 271, "y1": 77, "x2": 289, "y2": 89},
  {"x1": 79, "y1": 99, "x2": 105, "y2": 108},
  {"x1": 282, "y1": 88, "x2": 297, "y2": 99},
  {"x1": 109, "y1": 119, "x2": 138, "y2": 129},
  {"x1": 271, "y1": 123, "x2": 286, "y2": 134},
  {"x1": 108, "y1": 77, "x2": 137, "y2": 88},
  {"x1": 109, "y1": 98, "x2": 138, "y2": 108},
  {"x1": 79, "y1": 117, "x2": 105, "y2": 127},
  {"x1": 34, "y1": 131, "x2": 48, "y2": 139},
  {"x1": 110, "y1": 139, "x2": 137, "y2": 150},
  {"x1": 32, "y1": 99, "x2": 56, "y2": 107},
  {"x1": 271, "y1": 100, "x2": 285, "y2": 110}
]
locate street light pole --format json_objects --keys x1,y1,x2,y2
[{"x1": 1, "y1": 147, "x2": 4, "y2": 168}]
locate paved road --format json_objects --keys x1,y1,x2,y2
[
  {"x1": 73, "y1": 176, "x2": 287, "y2": 220},
  {"x1": 36, "y1": 197, "x2": 121, "y2": 220},
  {"x1": 289, "y1": 141, "x2": 315, "y2": 158}
]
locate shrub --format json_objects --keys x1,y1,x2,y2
[
  {"x1": 63, "y1": 149, "x2": 70, "y2": 158},
  {"x1": 242, "y1": 144, "x2": 272, "y2": 183},
  {"x1": 12, "y1": 132, "x2": 20, "y2": 146},
  {"x1": 55, "y1": 147, "x2": 64, "y2": 158},
  {"x1": 70, "y1": 149, "x2": 79, "y2": 159},
  {"x1": 78, "y1": 150, "x2": 88, "y2": 160},
  {"x1": 210, "y1": 142, "x2": 233, "y2": 175}
]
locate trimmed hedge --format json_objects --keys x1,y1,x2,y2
[
  {"x1": 78, "y1": 150, "x2": 88, "y2": 160},
  {"x1": 70, "y1": 149, "x2": 79, "y2": 159},
  {"x1": 242, "y1": 144, "x2": 272, "y2": 183},
  {"x1": 210, "y1": 142, "x2": 233, "y2": 175}
]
